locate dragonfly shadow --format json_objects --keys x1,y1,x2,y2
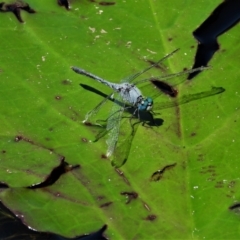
[{"x1": 80, "y1": 83, "x2": 164, "y2": 127}]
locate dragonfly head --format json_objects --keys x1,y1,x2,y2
[{"x1": 138, "y1": 97, "x2": 153, "y2": 111}]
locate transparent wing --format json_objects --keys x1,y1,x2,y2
[
  {"x1": 134, "y1": 66, "x2": 209, "y2": 86},
  {"x1": 83, "y1": 93, "x2": 114, "y2": 124},
  {"x1": 137, "y1": 67, "x2": 210, "y2": 101},
  {"x1": 121, "y1": 49, "x2": 180, "y2": 84},
  {"x1": 111, "y1": 117, "x2": 140, "y2": 168},
  {"x1": 106, "y1": 92, "x2": 125, "y2": 158},
  {"x1": 154, "y1": 87, "x2": 225, "y2": 111}
]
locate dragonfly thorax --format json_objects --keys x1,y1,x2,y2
[{"x1": 137, "y1": 96, "x2": 153, "y2": 111}]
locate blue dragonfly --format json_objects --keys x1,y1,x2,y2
[{"x1": 72, "y1": 49, "x2": 224, "y2": 168}]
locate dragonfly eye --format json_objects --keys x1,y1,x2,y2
[{"x1": 137, "y1": 97, "x2": 153, "y2": 111}]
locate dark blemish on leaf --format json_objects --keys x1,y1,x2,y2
[
  {"x1": 100, "y1": 202, "x2": 113, "y2": 208},
  {"x1": 97, "y1": 196, "x2": 105, "y2": 201},
  {"x1": 197, "y1": 154, "x2": 204, "y2": 161},
  {"x1": 145, "y1": 215, "x2": 157, "y2": 221},
  {"x1": 209, "y1": 165, "x2": 216, "y2": 169},
  {"x1": 54, "y1": 192, "x2": 61, "y2": 197},
  {"x1": 45, "y1": 137, "x2": 50, "y2": 141},
  {"x1": 101, "y1": 154, "x2": 107, "y2": 159},
  {"x1": 115, "y1": 168, "x2": 130, "y2": 185},
  {"x1": 84, "y1": 122, "x2": 93, "y2": 126},
  {"x1": 228, "y1": 181, "x2": 236, "y2": 188},
  {"x1": 215, "y1": 181, "x2": 224, "y2": 188},
  {"x1": 121, "y1": 191, "x2": 138, "y2": 204},
  {"x1": 99, "y1": 2, "x2": 116, "y2": 6},
  {"x1": 175, "y1": 107, "x2": 181, "y2": 137},
  {"x1": 62, "y1": 79, "x2": 71, "y2": 85},
  {"x1": 181, "y1": 161, "x2": 187, "y2": 170},
  {"x1": 15, "y1": 135, "x2": 54, "y2": 151},
  {"x1": 81, "y1": 138, "x2": 88, "y2": 143},
  {"x1": 28, "y1": 158, "x2": 80, "y2": 189},
  {"x1": 151, "y1": 80, "x2": 178, "y2": 97},
  {"x1": 200, "y1": 165, "x2": 216, "y2": 176},
  {"x1": 19, "y1": 3, "x2": 35, "y2": 13},
  {"x1": 207, "y1": 177, "x2": 215, "y2": 181},
  {"x1": 191, "y1": 132, "x2": 196, "y2": 137},
  {"x1": 49, "y1": 127, "x2": 53, "y2": 131},
  {"x1": 57, "y1": 0, "x2": 70, "y2": 10},
  {"x1": 229, "y1": 203, "x2": 240, "y2": 211},
  {"x1": 0, "y1": 182, "x2": 9, "y2": 188},
  {"x1": 168, "y1": 37, "x2": 173, "y2": 41},
  {"x1": 2, "y1": 150, "x2": 6, "y2": 154},
  {"x1": 188, "y1": 0, "x2": 240, "y2": 80},
  {"x1": 55, "y1": 95, "x2": 62, "y2": 100},
  {"x1": 150, "y1": 163, "x2": 177, "y2": 181},
  {"x1": 0, "y1": 1, "x2": 36, "y2": 23},
  {"x1": 191, "y1": 45, "x2": 195, "y2": 49},
  {"x1": 15, "y1": 135, "x2": 23, "y2": 142}
]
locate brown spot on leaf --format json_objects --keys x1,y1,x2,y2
[
  {"x1": 229, "y1": 203, "x2": 240, "y2": 212},
  {"x1": 121, "y1": 191, "x2": 138, "y2": 204},
  {"x1": 0, "y1": 1, "x2": 36, "y2": 23},
  {"x1": 100, "y1": 202, "x2": 113, "y2": 208},
  {"x1": 145, "y1": 215, "x2": 157, "y2": 221},
  {"x1": 62, "y1": 79, "x2": 71, "y2": 85},
  {"x1": 57, "y1": 0, "x2": 70, "y2": 10},
  {"x1": 97, "y1": 196, "x2": 105, "y2": 201},
  {"x1": 15, "y1": 135, "x2": 23, "y2": 142},
  {"x1": 229, "y1": 181, "x2": 236, "y2": 188},
  {"x1": 81, "y1": 138, "x2": 88, "y2": 143},
  {"x1": 115, "y1": 168, "x2": 130, "y2": 185},
  {"x1": 84, "y1": 122, "x2": 93, "y2": 126},
  {"x1": 150, "y1": 163, "x2": 176, "y2": 181},
  {"x1": 99, "y1": 2, "x2": 115, "y2": 6},
  {"x1": 55, "y1": 95, "x2": 62, "y2": 100}
]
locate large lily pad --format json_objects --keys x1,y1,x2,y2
[{"x1": 0, "y1": 0, "x2": 240, "y2": 238}]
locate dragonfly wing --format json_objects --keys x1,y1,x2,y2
[
  {"x1": 120, "y1": 49, "x2": 180, "y2": 84},
  {"x1": 106, "y1": 92, "x2": 125, "y2": 158},
  {"x1": 135, "y1": 66, "x2": 209, "y2": 86},
  {"x1": 129, "y1": 49, "x2": 180, "y2": 83},
  {"x1": 136, "y1": 67, "x2": 210, "y2": 100},
  {"x1": 154, "y1": 86, "x2": 225, "y2": 111},
  {"x1": 83, "y1": 93, "x2": 114, "y2": 124},
  {"x1": 111, "y1": 115, "x2": 140, "y2": 168}
]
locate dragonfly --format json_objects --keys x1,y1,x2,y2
[{"x1": 71, "y1": 49, "x2": 225, "y2": 168}]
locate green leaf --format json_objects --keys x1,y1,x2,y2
[{"x1": 0, "y1": 0, "x2": 239, "y2": 239}]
